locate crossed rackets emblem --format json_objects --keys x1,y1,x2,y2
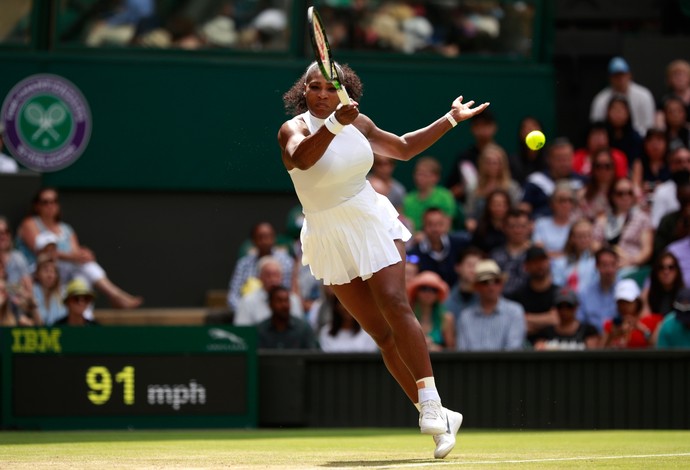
[{"x1": 24, "y1": 102, "x2": 67, "y2": 141}]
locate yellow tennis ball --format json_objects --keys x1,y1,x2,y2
[{"x1": 525, "y1": 130, "x2": 546, "y2": 150}]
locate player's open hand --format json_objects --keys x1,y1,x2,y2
[{"x1": 449, "y1": 96, "x2": 490, "y2": 123}]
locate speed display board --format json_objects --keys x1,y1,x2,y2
[{"x1": 0, "y1": 326, "x2": 257, "y2": 429}]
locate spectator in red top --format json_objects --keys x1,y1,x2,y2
[
  {"x1": 601, "y1": 279, "x2": 663, "y2": 348},
  {"x1": 573, "y1": 122, "x2": 628, "y2": 178}
]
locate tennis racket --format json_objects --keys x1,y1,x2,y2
[{"x1": 307, "y1": 6, "x2": 351, "y2": 105}]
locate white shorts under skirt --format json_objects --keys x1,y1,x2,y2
[{"x1": 300, "y1": 182, "x2": 412, "y2": 285}]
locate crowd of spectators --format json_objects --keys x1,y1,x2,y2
[{"x1": 2, "y1": 53, "x2": 690, "y2": 350}]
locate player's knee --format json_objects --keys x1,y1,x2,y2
[{"x1": 370, "y1": 327, "x2": 394, "y2": 351}]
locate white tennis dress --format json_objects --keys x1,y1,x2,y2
[{"x1": 288, "y1": 111, "x2": 411, "y2": 285}]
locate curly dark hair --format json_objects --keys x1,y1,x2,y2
[{"x1": 282, "y1": 62, "x2": 364, "y2": 116}]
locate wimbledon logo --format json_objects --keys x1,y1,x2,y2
[{"x1": 1, "y1": 74, "x2": 91, "y2": 172}]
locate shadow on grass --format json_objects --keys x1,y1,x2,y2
[{"x1": 323, "y1": 459, "x2": 433, "y2": 467}]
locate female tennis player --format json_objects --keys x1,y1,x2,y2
[{"x1": 278, "y1": 62, "x2": 489, "y2": 459}]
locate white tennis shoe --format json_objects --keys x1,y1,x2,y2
[
  {"x1": 418, "y1": 399, "x2": 446, "y2": 435},
  {"x1": 433, "y1": 408, "x2": 463, "y2": 459}
]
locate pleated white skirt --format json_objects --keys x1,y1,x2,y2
[{"x1": 300, "y1": 182, "x2": 412, "y2": 285}]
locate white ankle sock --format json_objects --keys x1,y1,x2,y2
[{"x1": 416, "y1": 377, "x2": 441, "y2": 403}]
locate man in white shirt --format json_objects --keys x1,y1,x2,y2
[
  {"x1": 590, "y1": 56, "x2": 655, "y2": 136},
  {"x1": 0, "y1": 128, "x2": 19, "y2": 173},
  {"x1": 651, "y1": 144, "x2": 690, "y2": 227}
]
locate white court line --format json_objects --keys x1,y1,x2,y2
[{"x1": 363, "y1": 452, "x2": 690, "y2": 469}]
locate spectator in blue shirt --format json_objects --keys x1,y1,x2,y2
[{"x1": 577, "y1": 247, "x2": 620, "y2": 332}]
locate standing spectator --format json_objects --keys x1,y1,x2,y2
[
  {"x1": 407, "y1": 271, "x2": 455, "y2": 351},
  {"x1": 490, "y1": 208, "x2": 533, "y2": 300},
  {"x1": 445, "y1": 109, "x2": 498, "y2": 203},
  {"x1": 257, "y1": 286, "x2": 318, "y2": 350},
  {"x1": 55, "y1": 278, "x2": 99, "y2": 326},
  {"x1": 0, "y1": 216, "x2": 31, "y2": 295},
  {"x1": 444, "y1": 247, "x2": 481, "y2": 322},
  {"x1": 470, "y1": 188, "x2": 510, "y2": 254},
  {"x1": 463, "y1": 143, "x2": 521, "y2": 233},
  {"x1": 650, "y1": 143, "x2": 690, "y2": 227},
  {"x1": 227, "y1": 221, "x2": 294, "y2": 312},
  {"x1": 32, "y1": 255, "x2": 66, "y2": 325},
  {"x1": 407, "y1": 208, "x2": 470, "y2": 288},
  {"x1": 604, "y1": 95, "x2": 644, "y2": 166},
  {"x1": 579, "y1": 148, "x2": 618, "y2": 221},
  {"x1": 601, "y1": 279, "x2": 662, "y2": 349},
  {"x1": 367, "y1": 154, "x2": 407, "y2": 211},
  {"x1": 655, "y1": 287, "x2": 690, "y2": 348},
  {"x1": 403, "y1": 156, "x2": 458, "y2": 234},
  {"x1": 656, "y1": 59, "x2": 690, "y2": 128},
  {"x1": 573, "y1": 122, "x2": 628, "y2": 179},
  {"x1": 233, "y1": 256, "x2": 303, "y2": 326},
  {"x1": 507, "y1": 116, "x2": 546, "y2": 185},
  {"x1": 552, "y1": 219, "x2": 598, "y2": 294},
  {"x1": 593, "y1": 178, "x2": 654, "y2": 279},
  {"x1": 513, "y1": 246, "x2": 560, "y2": 343},
  {"x1": 521, "y1": 138, "x2": 586, "y2": 218},
  {"x1": 15, "y1": 187, "x2": 143, "y2": 309},
  {"x1": 642, "y1": 251, "x2": 685, "y2": 317},
  {"x1": 590, "y1": 56, "x2": 655, "y2": 137},
  {"x1": 660, "y1": 96, "x2": 690, "y2": 149},
  {"x1": 0, "y1": 125, "x2": 19, "y2": 173},
  {"x1": 456, "y1": 259, "x2": 525, "y2": 351},
  {"x1": 577, "y1": 247, "x2": 620, "y2": 332},
  {"x1": 631, "y1": 127, "x2": 670, "y2": 207},
  {"x1": 318, "y1": 294, "x2": 378, "y2": 352},
  {"x1": 532, "y1": 181, "x2": 578, "y2": 259},
  {"x1": 532, "y1": 288, "x2": 600, "y2": 350}
]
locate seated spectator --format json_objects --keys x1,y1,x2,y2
[
  {"x1": 655, "y1": 59, "x2": 690, "y2": 128},
  {"x1": 654, "y1": 180, "x2": 690, "y2": 260},
  {"x1": 631, "y1": 127, "x2": 670, "y2": 207},
  {"x1": 0, "y1": 274, "x2": 35, "y2": 326},
  {"x1": 15, "y1": 187, "x2": 143, "y2": 309},
  {"x1": 318, "y1": 293, "x2": 377, "y2": 353},
  {"x1": 444, "y1": 247, "x2": 482, "y2": 322},
  {"x1": 464, "y1": 143, "x2": 521, "y2": 233},
  {"x1": 601, "y1": 279, "x2": 662, "y2": 349},
  {"x1": 490, "y1": 209, "x2": 533, "y2": 300},
  {"x1": 367, "y1": 154, "x2": 407, "y2": 212},
  {"x1": 470, "y1": 188, "x2": 510, "y2": 254},
  {"x1": 257, "y1": 286, "x2": 318, "y2": 350},
  {"x1": 227, "y1": 221, "x2": 294, "y2": 312},
  {"x1": 604, "y1": 95, "x2": 643, "y2": 167},
  {"x1": 234, "y1": 256, "x2": 303, "y2": 326},
  {"x1": 85, "y1": 0, "x2": 156, "y2": 47},
  {"x1": 573, "y1": 122, "x2": 628, "y2": 179},
  {"x1": 456, "y1": 259, "x2": 525, "y2": 351},
  {"x1": 407, "y1": 271, "x2": 455, "y2": 351},
  {"x1": 521, "y1": 137, "x2": 586, "y2": 218},
  {"x1": 32, "y1": 255, "x2": 66, "y2": 325},
  {"x1": 666, "y1": 233, "x2": 690, "y2": 287},
  {"x1": 642, "y1": 251, "x2": 685, "y2": 317},
  {"x1": 661, "y1": 96, "x2": 690, "y2": 149},
  {"x1": 532, "y1": 181, "x2": 578, "y2": 259},
  {"x1": 0, "y1": 216, "x2": 31, "y2": 294},
  {"x1": 593, "y1": 178, "x2": 653, "y2": 280},
  {"x1": 551, "y1": 219, "x2": 598, "y2": 293},
  {"x1": 403, "y1": 156, "x2": 458, "y2": 234},
  {"x1": 406, "y1": 207, "x2": 470, "y2": 288},
  {"x1": 590, "y1": 56, "x2": 655, "y2": 137},
  {"x1": 0, "y1": 126, "x2": 19, "y2": 173},
  {"x1": 507, "y1": 116, "x2": 546, "y2": 185},
  {"x1": 578, "y1": 149, "x2": 619, "y2": 221},
  {"x1": 650, "y1": 143, "x2": 690, "y2": 227},
  {"x1": 532, "y1": 288, "x2": 600, "y2": 350},
  {"x1": 55, "y1": 278, "x2": 99, "y2": 326},
  {"x1": 512, "y1": 246, "x2": 561, "y2": 343},
  {"x1": 577, "y1": 247, "x2": 620, "y2": 332},
  {"x1": 655, "y1": 287, "x2": 690, "y2": 348}
]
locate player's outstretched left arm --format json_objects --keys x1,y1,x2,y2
[{"x1": 361, "y1": 96, "x2": 490, "y2": 161}]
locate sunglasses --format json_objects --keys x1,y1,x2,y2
[
  {"x1": 659, "y1": 264, "x2": 677, "y2": 271},
  {"x1": 614, "y1": 190, "x2": 634, "y2": 197},
  {"x1": 478, "y1": 278, "x2": 502, "y2": 286},
  {"x1": 594, "y1": 162, "x2": 613, "y2": 169},
  {"x1": 68, "y1": 295, "x2": 92, "y2": 303},
  {"x1": 418, "y1": 286, "x2": 439, "y2": 293},
  {"x1": 38, "y1": 198, "x2": 58, "y2": 205},
  {"x1": 556, "y1": 302, "x2": 576, "y2": 309}
]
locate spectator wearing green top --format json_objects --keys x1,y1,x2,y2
[{"x1": 655, "y1": 287, "x2": 690, "y2": 348}]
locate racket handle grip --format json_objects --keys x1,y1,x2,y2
[{"x1": 337, "y1": 86, "x2": 351, "y2": 105}]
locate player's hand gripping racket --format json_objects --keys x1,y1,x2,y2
[{"x1": 307, "y1": 6, "x2": 351, "y2": 105}]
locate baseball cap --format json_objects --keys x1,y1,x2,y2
[
  {"x1": 34, "y1": 232, "x2": 58, "y2": 251},
  {"x1": 525, "y1": 246, "x2": 548, "y2": 262},
  {"x1": 474, "y1": 259, "x2": 504, "y2": 283},
  {"x1": 614, "y1": 279, "x2": 641, "y2": 302},
  {"x1": 555, "y1": 288, "x2": 578, "y2": 307},
  {"x1": 609, "y1": 57, "x2": 630, "y2": 75}
]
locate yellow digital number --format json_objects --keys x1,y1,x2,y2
[
  {"x1": 115, "y1": 366, "x2": 135, "y2": 405},
  {"x1": 86, "y1": 366, "x2": 112, "y2": 405}
]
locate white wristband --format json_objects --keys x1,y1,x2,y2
[
  {"x1": 445, "y1": 112, "x2": 457, "y2": 128},
  {"x1": 324, "y1": 112, "x2": 344, "y2": 135}
]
